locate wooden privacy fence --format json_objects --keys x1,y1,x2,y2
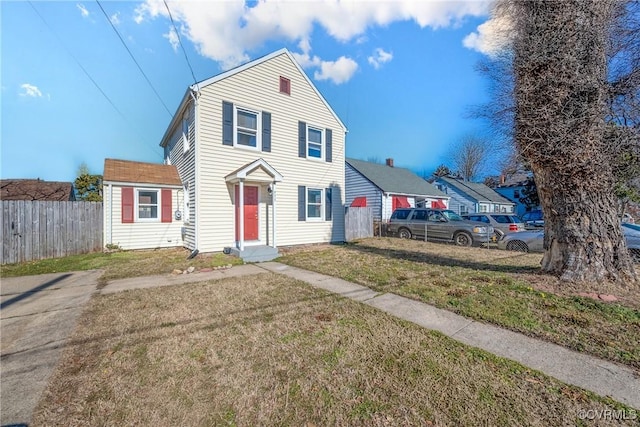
[
  {"x1": 1, "y1": 201, "x2": 103, "y2": 264},
  {"x1": 345, "y1": 207, "x2": 373, "y2": 241}
]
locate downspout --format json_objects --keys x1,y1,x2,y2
[
  {"x1": 190, "y1": 87, "x2": 200, "y2": 252},
  {"x1": 109, "y1": 183, "x2": 113, "y2": 245}
]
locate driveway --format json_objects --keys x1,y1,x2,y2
[{"x1": 1, "y1": 270, "x2": 101, "y2": 426}]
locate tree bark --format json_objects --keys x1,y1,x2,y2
[{"x1": 511, "y1": 0, "x2": 637, "y2": 284}]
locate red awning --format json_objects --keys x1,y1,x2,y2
[
  {"x1": 350, "y1": 197, "x2": 367, "y2": 207},
  {"x1": 431, "y1": 199, "x2": 447, "y2": 209},
  {"x1": 392, "y1": 196, "x2": 411, "y2": 210}
]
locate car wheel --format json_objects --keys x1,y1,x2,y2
[
  {"x1": 454, "y1": 232, "x2": 472, "y2": 247},
  {"x1": 398, "y1": 227, "x2": 412, "y2": 239},
  {"x1": 506, "y1": 240, "x2": 529, "y2": 252}
]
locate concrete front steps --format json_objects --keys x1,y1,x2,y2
[{"x1": 229, "y1": 245, "x2": 279, "y2": 262}]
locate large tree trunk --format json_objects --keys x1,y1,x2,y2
[{"x1": 511, "y1": 0, "x2": 637, "y2": 284}]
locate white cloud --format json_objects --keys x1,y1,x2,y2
[
  {"x1": 368, "y1": 48, "x2": 393, "y2": 69},
  {"x1": 163, "y1": 27, "x2": 179, "y2": 52},
  {"x1": 76, "y1": 3, "x2": 89, "y2": 18},
  {"x1": 20, "y1": 83, "x2": 43, "y2": 98},
  {"x1": 463, "y1": 15, "x2": 513, "y2": 57},
  {"x1": 110, "y1": 12, "x2": 121, "y2": 26},
  {"x1": 314, "y1": 56, "x2": 358, "y2": 85},
  {"x1": 134, "y1": 0, "x2": 490, "y2": 80}
]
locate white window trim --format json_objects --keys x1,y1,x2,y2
[
  {"x1": 306, "y1": 188, "x2": 324, "y2": 221},
  {"x1": 233, "y1": 105, "x2": 262, "y2": 151},
  {"x1": 306, "y1": 125, "x2": 324, "y2": 161},
  {"x1": 182, "y1": 111, "x2": 190, "y2": 153},
  {"x1": 135, "y1": 188, "x2": 161, "y2": 222}
]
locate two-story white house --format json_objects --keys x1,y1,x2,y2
[{"x1": 104, "y1": 49, "x2": 347, "y2": 261}]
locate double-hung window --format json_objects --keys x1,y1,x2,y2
[
  {"x1": 235, "y1": 107, "x2": 259, "y2": 149},
  {"x1": 307, "y1": 127, "x2": 323, "y2": 159},
  {"x1": 307, "y1": 188, "x2": 323, "y2": 220},
  {"x1": 137, "y1": 189, "x2": 159, "y2": 220}
]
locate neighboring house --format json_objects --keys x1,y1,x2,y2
[
  {"x1": 345, "y1": 158, "x2": 449, "y2": 221},
  {"x1": 102, "y1": 159, "x2": 185, "y2": 250},
  {"x1": 494, "y1": 173, "x2": 538, "y2": 217},
  {"x1": 433, "y1": 176, "x2": 515, "y2": 215},
  {"x1": 158, "y1": 48, "x2": 346, "y2": 260},
  {"x1": 1, "y1": 179, "x2": 76, "y2": 201}
]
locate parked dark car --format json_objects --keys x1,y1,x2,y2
[
  {"x1": 462, "y1": 213, "x2": 526, "y2": 239},
  {"x1": 521, "y1": 210, "x2": 544, "y2": 229},
  {"x1": 388, "y1": 208, "x2": 494, "y2": 247}
]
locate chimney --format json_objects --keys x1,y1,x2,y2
[
  {"x1": 386, "y1": 158, "x2": 394, "y2": 167},
  {"x1": 500, "y1": 174, "x2": 506, "y2": 185}
]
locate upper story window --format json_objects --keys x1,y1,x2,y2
[
  {"x1": 235, "y1": 107, "x2": 260, "y2": 149},
  {"x1": 307, "y1": 127, "x2": 323, "y2": 159},
  {"x1": 222, "y1": 101, "x2": 271, "y2": 153},
  {"x1": 298, "y1": 121, "x2": 332, "y2": 162},
  {"x1": 279, "y1": 76, "x2": 291, "y2": 95},
  {"x1": 137, "y1": 189, "x2": 159, "y2": 220}
]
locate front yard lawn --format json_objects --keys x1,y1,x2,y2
[
  {"x1": 0, "y1": 248, "x2": 243, "y2": 285},
  {"x1": 33, "y1": 273, "x2": 634, "y2": 426},
  {"x1": 279, "y1": 238, "x2": 640, "y2": 369}
]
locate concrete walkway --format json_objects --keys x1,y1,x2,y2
[
  {"x1": 259, "y1": 262, "x2": 640, "y2": 410},
  {"x1": 1, "y1": 270, "x2": 103, "y2": 426}
]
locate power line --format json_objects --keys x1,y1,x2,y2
[
  {"x1": 27, "y1": 1, "x2": 163, "y2": 158},
  {"x1": 96, "y1": 0, "x2": 173, "y2": 117},
  {"x1": 163, "y1": 0, "x2": 199, "y2": 87}
]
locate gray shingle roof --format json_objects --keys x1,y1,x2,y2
[
  {"x1": 346, "y1": 158, "x2": 447, "y2": 198},
  {"x1": 438, "y1": 176, "x2": 514, "y2": 204}
]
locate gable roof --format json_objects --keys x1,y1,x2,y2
[
  {"x1": 437, "y1": 176, "x2": 514, "y2": 205},
  {"x1": 103, "y1": 159, "x2": 182, "y2": 186},
  {"x1": 346, "y1": 158, "x2": 447, "y2": 198},
  {"x1": 160, "y1": 48, "x2": 346, "y2": 147},
  {"x1": 1, "y1": 179, "x2": 75, "y2": 201}
]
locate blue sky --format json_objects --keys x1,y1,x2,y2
[{"x1": 1, "y1": 0, "x2": 501, "y2": 183}]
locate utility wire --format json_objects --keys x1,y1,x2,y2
[
  {"x1": 163, "y1": 0, "x2": 199, "y2": 87},
  {"x1": 96, "y1": 0, "x2": 172, "y2": 117},
  {"x1": 27, "y1": 1, "x2": 163, "y2": 158}
]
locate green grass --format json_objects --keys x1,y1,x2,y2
[
  {"x1": 0, "y1": 247, "x2": 243, "y2": 284},
  {"x1": 279, "y1": 238, "x2": 640, "y2": 369}
]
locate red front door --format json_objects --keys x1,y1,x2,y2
[{"x1": 235, "y1": 185, "x2": 259, "y2": 241}]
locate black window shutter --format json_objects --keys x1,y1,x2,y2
[
  {"x1": 298, "y1": 121, "x2": 306, "y2": 158},
  {"x1": 262, "y1": 111, "x2": 271, "y2": 152},
  {"x1": 222, "y1": 101, "x2": 233, "y2": 146},
  {"x1": 298, "y1": 185, "x2": 306, "y2": 221},
  {"x1": 325, "y1": 128, "x2": 332, "y2": 162},
  {"x1": 325, "y1": 187, "x2": 332, "y2": 221}
]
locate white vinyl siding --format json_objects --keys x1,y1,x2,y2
[
  {"x1": 194, "y1": 52, "x2": 345, "y2": 252},
  {"x1": 165, "y1": 103, "x2": 196, "y2": 249},
  {"x1": 345, "y1": 163, "x2": 383, "y2": 220},
  {"x1": 108, "y1": 186, "x2": 184, "y2": 250}
]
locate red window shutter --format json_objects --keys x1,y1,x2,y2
[
  {"x1": 350, "y1": 197, "x2": 367, "y2": 207},
  {"x1": 121, "y1": 187, "x2": 134, "y2": 223},
  {"x1": 161, "y1": 189, "x2": 172, "y2": 223}
]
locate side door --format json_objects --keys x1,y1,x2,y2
[
  {"x1": 426, "y1": 210, "x2": 448, "y2": 240},
  {"x1": 409, "y1": 209, "x2": 428, "y2": 238}
]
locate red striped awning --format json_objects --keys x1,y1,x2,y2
[{"x1": 431, "y1": 199, "x2": 447, "y2": 209}]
